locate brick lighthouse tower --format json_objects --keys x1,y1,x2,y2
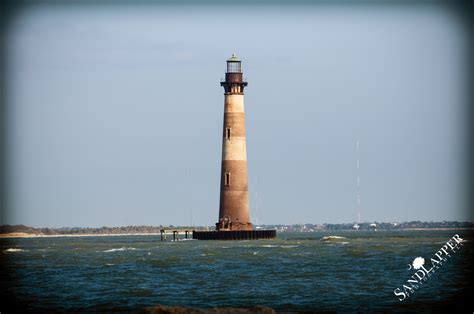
[
  {"x1": 193, "y1": 54, "x2": 276, "y2": 240},
  {"x1": 217, "y1": 53, "x2": 252, "y2": 231}
]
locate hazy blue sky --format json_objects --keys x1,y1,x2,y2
[{"x1": 4, "y1": 4, "x2": 470, "y2": 227}]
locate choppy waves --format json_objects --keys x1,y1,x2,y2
[{"x1": 1, "y1": 230, "x2": 472, "y2": 312}]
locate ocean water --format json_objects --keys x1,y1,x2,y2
[{"x1": 1, "y1": 230, "x2": 473, "y2": 312}]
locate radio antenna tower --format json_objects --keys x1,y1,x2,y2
[{"x1": 357, "y1": 140, "x2": 361, "y2": 224}]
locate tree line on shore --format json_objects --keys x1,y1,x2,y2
[
  {"x1": 0, "y1": 220, "x2": 473, "y2": 235},
  {"x1": 269, "y1": 221, "x2": 474, "y2": 232},
  {"x1": 0, "y1": 224, "x2": 198, "y2": 235}
]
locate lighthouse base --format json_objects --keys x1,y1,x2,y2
[{"x1": 193, "y1": 230, "x2": 276, "y2": 240}]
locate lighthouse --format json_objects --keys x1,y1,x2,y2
[
  {"x1": 193, "y1": 54, "x2": 276, "y2": 240},
  {"x1": 217, "y1": 53, "x2": 252, "y2": 231}
]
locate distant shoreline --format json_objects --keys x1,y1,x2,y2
[
  {"x1": 1, "y1": 228, "x2": 473, "y2": 239},
  {"x1": 399, "y1": 228, "x2": 473, "y2": 231},
  {"x1": 0, "y1": 232, "x2": 172, "y2": 238}
]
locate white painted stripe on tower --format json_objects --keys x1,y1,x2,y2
[
  {"x1": 225, "y1": 94, "x2": 245, "y2": 113},
  {"x1": 222, "y1": 136, "x2": 247, "y2": 161}
]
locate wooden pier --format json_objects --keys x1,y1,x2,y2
[{"x1": 159, "y1": 229, "x2": 192, "y2": 241}]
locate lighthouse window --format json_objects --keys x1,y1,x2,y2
[
  {"x1": 225, "y1": 172, "x2": 230, "y2": 186},
  {"x1": 226, "y1": 127, "x2": 231, "y2": 140},
  {"x1": 227, "y1": 62, "x2": 241, "y2": 73}
]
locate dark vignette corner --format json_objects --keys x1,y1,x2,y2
[{"x1": 0, "y1": 0, "x2": 472, "y2": 313}]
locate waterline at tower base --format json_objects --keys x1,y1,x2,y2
[{"x1": 193, "y1": 230, "x2": 276, "y2": 240}]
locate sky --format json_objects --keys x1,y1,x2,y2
[{"x1": 3, "y1": 3, "x2": 471, "y2": 227}]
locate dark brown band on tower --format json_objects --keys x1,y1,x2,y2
[
  {"x1": 219, "y1": 190, "x2": 249, "y2": 221},
  {"x1": 223, "y1": 113, "x2": 246, "y2": 137},
  {"x1": 220, "y1": 160, "x2": 248, "y2": 192}
]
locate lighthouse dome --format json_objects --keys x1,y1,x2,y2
[{"x1": 227, "y1": 53, "x2": 240, "y2": 62}]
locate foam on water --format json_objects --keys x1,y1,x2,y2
[
  {"x1": 4, "y1": 248, "x2": 25, "y2": 253},
  {"x1": 321, "y1": 236, "x2": 348, "y2": 241},
  {"x1": 102, "y1": 247, "x2": 137, "y2": 253}
]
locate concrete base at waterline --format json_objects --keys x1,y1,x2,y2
[{"x1": 193, "y1": 230, "x2": 276, "y2": 240}]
